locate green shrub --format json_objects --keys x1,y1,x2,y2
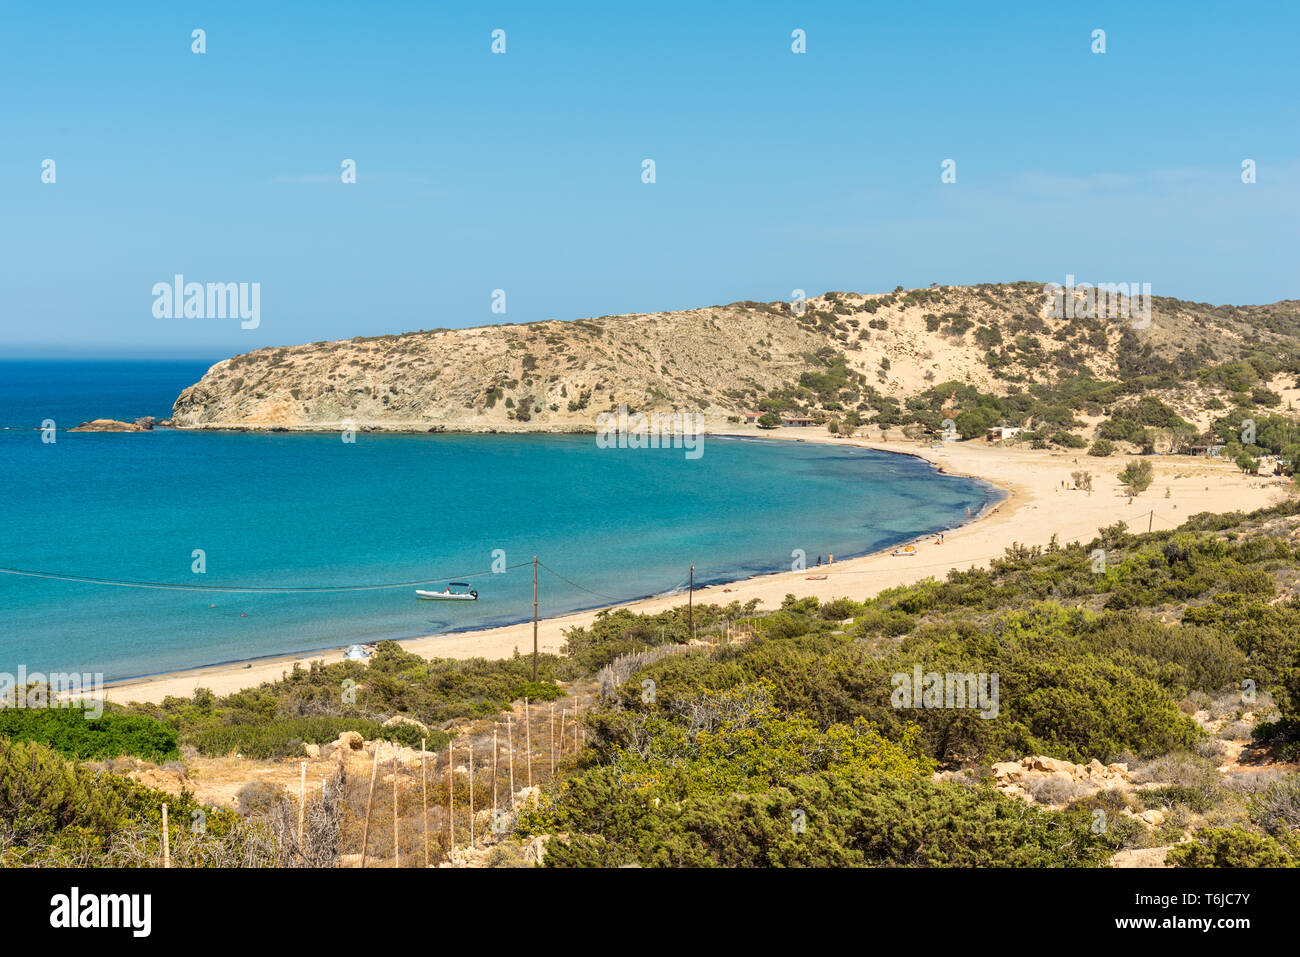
[
  {"x1": 1250, "y1": 775, "x2": 1300, "y2": 836},
  {"x1": 1138, "y1": 783, "x2": 1217, "y2": 815},
  {"x1": 1117, "y1": 459, "x2": 1154, "y2": 495},
  {"x1": 1166, "y1": 827, "x2": 1299, "y2": 867},
  {"x1": 560, "y1": 605, "x2": 743, "y2": 673},
  {"x1": 186, "y1": 716, "x2": 448, "y2": 759},
  {"x1": 1051, "y1": 431, "x2": 1088, "y2": 449},
  {"x1": 0, "y1": 738, "x2": 256, "y2": 866},
  {"x1": 0, "y1": 707, "x2": 178, "y2": 762},
  {"x1": 513, "y1": 681, "x2": 567, "y2": 703},
  {"x1": 541, "y1": 770, "x2": 1113, "y2": 868},
  {"x1": 126, "y1": 642, "x2": 563, "y2": 747}
]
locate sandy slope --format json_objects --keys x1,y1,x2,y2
[{"x1": 106, "y1": 429, "x2": 1290, "y2": 705}]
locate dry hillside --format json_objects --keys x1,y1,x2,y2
[{"x1": 170, "y1": 281, "x2": 1300, "y2": 435}]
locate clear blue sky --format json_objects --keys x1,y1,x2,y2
[{"x1": 2, "y1": 0, "x2": 1297, "y2": 357}]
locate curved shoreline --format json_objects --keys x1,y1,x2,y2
[
  {"x1": 103, "y1": 431, "x2": 1018, "y2": 703},
  {"x1": 99, "y1": 450, "x2": 1003, "y2": 690},
  {"x1": 104, "y1": 429, "x2": 1283, "y2": 704}
]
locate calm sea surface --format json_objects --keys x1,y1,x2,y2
[{"x1": 0, "y1": 360, "x2": 1000, "y2": 680}]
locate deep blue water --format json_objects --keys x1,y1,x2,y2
[{"x1": 0, "y1": 360, "x2": 1000, "y2": 681}]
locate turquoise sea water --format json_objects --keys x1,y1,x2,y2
[{"x1": 0, "y1": 360, "x2": 1000, "y2": 681}]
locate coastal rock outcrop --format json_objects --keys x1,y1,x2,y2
[
  {"x1": 933, "y1": 755, "x2": 1142, "y2": 809},
  {"x1": 383, "y1": 714, "x2": 430, "y2": 735},
  {"x1": 69, "y1": 418, "x2": 150, "y2": 432}
]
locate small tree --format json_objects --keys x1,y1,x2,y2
[
  {"x1": 1167, "y1": 424, "x2": 1198, "y2": 455},
  {"x1": 757, "y1": 412, "x2": 780, "y2": 430},
  {"x1": 1281, "y1": 442, "x2": 1300, "y2": 476},
  {"x1": 1088, "y1": 439, "x2": 1115, "y2": 457},
  {"x1": 955, "y1": 406, "x2": 999, "y2": 440},
  {"x1": 1117, "y1": 459, "x2": 1154, "y2": 496},
  {"x1": 1235, "y1": 452, "x2": 1260, "y2": 475},
  {"x1": 1071, "y1": 470, "x2": 1093, "y2": 493}
]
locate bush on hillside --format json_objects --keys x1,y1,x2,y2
[{"x1": 0, "y1": 707, "x2": 178, "y2": 762}]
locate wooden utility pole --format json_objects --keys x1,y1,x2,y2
[
  {"x1": 392, "y1": 749, "x2": 400, "y2": 868},
  {"x1": 298, "y1": 761, "x2": 306, "y2": 852},
  {"x1": 507, "y1": 715, "x2": 515, "y2": 807},
  {"x1": 447, "y1": 741, "x2": 455, "y2": 865},
  {"x1": 360, "y1": 744, "x2": 381, "y2": 868},
  {"x1": 492, "y1": 728, "x2": 499, "y2": 816},
  {"x1": 421, "y1": 738, "x2": 429, "y2": 869},
  {"x1": 161, "y1": 803, "x2": 170, "y2": 868},
  {"x1": 532, "y1": 556, "x2": 539, "y2": 681},
  {"x1": 688, "y1": 564, "x2": 695, "y2": 641},
  {"x1": 468, "y1": 740, "x2": 475, "y2": 849},
  {"x1": 550, "y1": 702, "x2": 556, "y2": 777},
  {"x1": 525, "y1": 698, "x2": 533, "y2": 788}
]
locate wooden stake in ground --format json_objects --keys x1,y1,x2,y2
[
  {"x1": 392, "y1": 748, "x2": 400, "y2": 868},
  {"x1": 447, "y1": 741, "x2": 455, "y2": 865},
  {"x1": 532, "y1": 555, "x2": 539, "y2": 681},
  {"x1": 421, "y1": 737, "x2": 429, "y2": 869},
  {"x1": 325, "y1": 775, "x2": 333, "y2": 857},
  {"x1": 360, "y1": 743, "x2": 381, "y2": 868},
  {"x1": 689, "y1": 563, "x2": 695, "y2": 641},
  {"x1": 507, "y1": 715, "x2": 515, "y2": 808},
  {"x1": 558, "y1": 706, "x2": 566, "y2": 757},
  {"x1": 298, "y1": 761, "x2": 306, "y2": 852},
  {"x1": 468, "y1": 740, "x2": 475, "y2": 850},
  {"x1": 525, "y1": 697, "x2": 533, "y2": 788},
  {"x1": 161, "y1": 803, "x2": 170, "y2": 868}
]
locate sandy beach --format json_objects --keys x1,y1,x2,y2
[{"x1": 106, "y1": 430, "x2": 1291, "y2": 705}]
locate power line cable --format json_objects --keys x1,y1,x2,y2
[
  {"x1": 0, "y1": 499, "x2": 1194, "y2": 599},
  {"x1": 0, "y1": 561, "x2": 532, "y2": 594},
  {"x1": 536, "y1": 561, "x2": 625, "y2": 603}
]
